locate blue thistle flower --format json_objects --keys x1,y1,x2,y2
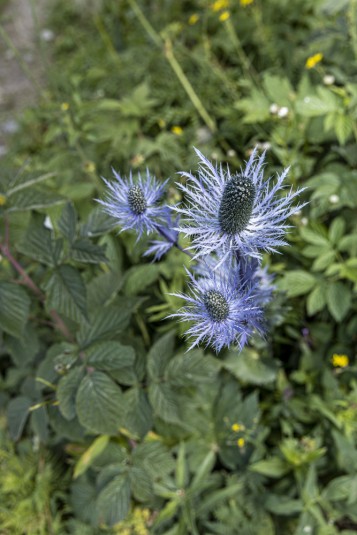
[
  {"x1": 174, "y1": 148, "x2": 306, "y2": 260},
  {"x1": 170, "y1": 258, "x2": 263, "y2": 352},
  {"x1": 97, "y1": 169, "x2": 167, "y2": 238},
  {"x1": 144, "y1": 211, "x2": 180, "y2": 261}
]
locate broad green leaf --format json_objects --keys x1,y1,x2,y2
[
  {"x1": 250, "y1": 457, "x2": 290, "y2": 478},
  {"x1": 166, "y1": 350, "x2": 219, "y2": 387},
  {"x1": 278, "y1": 270, "x2": 316, "y2": 297},
  {"x1": 307, "y1": 284, "x2": 326, "y2": 315},
  {"x1": 147, "y1": 331, "x2": 176, "y2": 380},
  {"x1": 133, "y1": 442, "x2": 175, "y2": 479},
  {"x1": 7, "y1": 186, "x2": 65, "y2": 212},
  {"x1": 70, "y1": 239, "x2": 107, "y2": 264},
  {"x1": 123, "y1": 264, "x2": 159, "y2": 296},
  {"x1": 122, "y1": 387, "x2": 152, "y2": 439},
  {"x1": 95, "y1": 473, "x2": 131, "y2": 526},
  {"x1": 323, "y1": 475, "x2": 357, "y2": 502},
  {"x1": 0, "y1": 282, "x2": 30, "y2": 338},
  {"x1": 57, "y1": 366, "x2": 85, "y2": 420},
  {"x1": 30, "y1": 405, "x2": 49, "y2": 443},
  {"x1": 149, "y1": 382, "x2": 180, "y2": 423},
  {"x1": 129, "y1": 466, "x2": 153, "y2": 502},
  {"x1": 312, "y1": 250, "x2": 335, "y2": 271},
  {"x1": 328, "y1": 217, "x2": 345, "y2": 245},
  {"x1": 76, "y1": 371, "x2": 124, "y2": 434},
  {"x1": 263, "y1": 73, "x2": 293, "y2": 106},
  {"x1": 87, "y1": 271, "x2": 123, "y2": 310},
  {"x1": 77, "y1": 298, "x2": 137, "y2": 347},
  {"x1": 87, "y1": 341, "x2": 135, "y2": 372},
  {"x1": 224, "y1": 349, "x2": 278, "y2": 385},
  {"x1": 58, "y1": 202, "x2": 77, "y2": 243},
  {"x1": 327, "y1": 282, "x2": 351, "y2": 321},
  {"x1": 45, "y1": 265, "x2": 87, "y2": 322},
  {"x1": 74, "y1": 435, "x2": 110, "y2": 479},
  {"x1": 7, "y1": 396, "x2": 32, "y2": 440},
  {"x1": 80, "y1": 207, "x2": 117, "y2": 237},
  {"x1": 300, "y1": 227, "x2": 329, "y2": 246},
  {"x1": 6, "y1": 172, "x2": 55, "y2": 196},
  {"x1": 17, "y1": 217, "x2": 63, "y2": 266},
  {"x1": 265, "y1": 494, "x2": 303, "y2": 515}
]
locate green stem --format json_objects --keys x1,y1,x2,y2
[
  {"x1": 348, "y1": 0, "x2": 357, "y2": 62},
  {"x1": 224, "y1": 17, "x2": 259, "y2": 85},
  {"x1": 127, "y1": 0, "x2": 162, "y2": 47}
]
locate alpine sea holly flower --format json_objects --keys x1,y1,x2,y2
[
  {"x1": 97, "y1": 169, "x2": 167, "y2": 238},
  {"x1": 144, "y1": 212, "x2": 180, "y2": 261},
  {"x1": 174, "y1": 148, "x2": 306, "y2": 261},
  {"x1": 171, "y1": 259, "x2": 263, "y2": 352}
]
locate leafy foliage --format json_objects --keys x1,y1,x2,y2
[{"x1": 0, "y1": 0, "x2": 357, "y2": 533}]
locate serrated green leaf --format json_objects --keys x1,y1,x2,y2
[
  {"x1": 132, "y1": 442, "x2": 174, "y2": 479},
  {"x1": 80, "y1": 207, "x2": 117, "y2": 237},
  {"x1": 148, "y1": 382, "x2": 180, "y2": 423},
  {"x1": 307, "y1": 284, "x2": 326, "y2": 315},
  {"x1": 166, "y1": 350, "x2": 219, "y2": 387},
  {"x1": 45, "y1": 265, "x2": 87, "y2": 322},
  {"x1": 327, "y1": 282, "x2": 351, "y2": 321},
  {"x1": 76, "y1": 371, "x2": 124, "y2": 434},
  {"x1": 95, "y1": 473, "x2": 131, "y2": 526},
  {"x1": 70, "y1": 239, "x2": 107, "y2": 264},
  {"x1": 17, "y1": 226, "x2": 63, "y2": 266},
  {"x1": 0, "y1": 282, "x2": 30, "y2": 338},
  {"x1": 328, "y1": 217, "x2": 345, "y2": 245},
  {"x1": 123, "y1": 264, "x2": 159, "y2": 296},
  {"x1": 87, "y1": 271, "x2": 123, "y2": 310},
  {"x1": 300, "y1": 227, "x2": 329, "y2": 246},
  {"x1": 57, "y1": 366, "x2": 85, "y2": 420},
  {"x1": 147, "y1": 331, "x2": 176, "y2": 380},
  {"x1": 312, "y1": 250, "x2": 335, "y2": 271},
  {"x1": 7, "y1": 172, "x2": 55, "y2": 196},
  {"x1": 279, "y1": 270, "x2": 316, "y2": 297},
  {"x1": 129, "y1": 466, "x2": 153, "y2": 502},
  {"x1": 122, "y1": 387, "x2": 152, "y2": 439},
  {"x1": 87, "y1": 341, "x2": 135, "y2": 372},
  {"x1": 58, "y1": 202, "x2": 77, "y2": 243},
  {"x1": 7, "y1": 396, "x2": 32, "y2": 440},
  {"x1": 7, "y1": 186, "x2": 65, "y2": 212},
  {"x1": 323, "y1": 475, "x2": 357, "y2": 502},
  {"x1": 224, "y1": 349, "x2": 278, "y2": 385},
  {"x1": 74, "y1": 435, "x2": 110, "y2": 479}
]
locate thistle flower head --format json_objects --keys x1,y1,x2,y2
[
  {"x1": 97, "y1": 169, "x2": 167, "y2": 238},
  {"x1": 170, "y1": 258, "x2": 263, "y2": 352},
  {"x1": 174, "y1": 148, "x2": 306, "y2": 260}
]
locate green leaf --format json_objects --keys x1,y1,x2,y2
[
  {"x1": 58, "y1": 202, "x2": 77, "y2": 243},
  {"x1": 129, "y1": 466, "x2": 153, "y2": 502},
  {"x1": 7, "y1": 186, "x2": 65, "y2": 212},
  {"x1": 70, "y1": 239, "x2": 107, "y2": 264},
  {"x1": 57, "y1": 366, "x2": 85, "y2": 420},
  {"x1": 95, "y1": 473, "x2": 131, "y2": 526},
  {"x1": 123, "y1": 264, "x2": 159, "y2": 296},
  {"x1": 7, "y1": 396, "x2": 32, "y2": 440},
  {"x1": 327, "y1": 282, "x2": 351, "y2": 321},
  {"x1": 328, "y1": 217, "x2": 346, "y2": 245},
  {"x1": 132, "y1": 442, "x2": 175, "y2": 479},
  {"x1": 296, "y1": 88, "x2": 338, "y2": 117},
  {"x1": 224, "y1": 349, "x2": 278, "y2": 385},
  {"x1": 147, "y1": 331, "x2": 176, "y2": 380},
  {"x1": 250, "y1": 457, "x2": 290, "y2": 478},
  {"x1": 265, "y1": 494, "x2": 303, "y2": 515},
  {"x1": 74, "y1": 435, "x2": 110, "y2": 479},
  {"x1": 300, "y1": 227, "x2": 329, "y2": 246},
  {"x1": 76, "y1": 371, "x2": 124, "y2": 434},
  {"x1": 263, "y1": 73, "x2": 293, "y2": 106},
  {"x1": 87, "y1": 271, "x2": 123, "y2": 310},
  {"x1": 87, "y1": 341, "x2": 135, "y2": 372},
  {"x1": 80, "y1": 207, "x2": 117, "y2": 237},
  {"x1": 148, "y1": 382, "x2": 180, "y2": 423},
  {"x1": 6, "y1": 172, "x2": 55, "y2": 196},
  {"x1": 312, "y1": 250, "x2": 335, "y2": 271},
  {"x1": 278, "y1": 270, "x2": 316, "y2": 297},
  {"x1": 122, "y1": 387, "x2": 152, "y2": 439},
  {"x1": 307, "y1": 284, "x2": 326, "y2": 315},
  {"x1": 166, "y1": 350, "x2": 219, "y2": 387},
  {"x1": 17, "y1": 218, "x2": 63, "y2": 266},
  {"x1": 323, "y1": 475, "x2": 357, "y2": 503},
  {"x1": 0, "y1": 282, "x2": 30, "y2": 338},
  {"x1": 45, "y1": 265, "x2": 87, "y2": 322},
  {"x1": 77, "y1": 299, "x2": 136, "y2": 347}
]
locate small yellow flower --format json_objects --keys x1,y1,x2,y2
[
  {"x1": 331, "y1": 354, "x2": 349, "y2": 368},
  {"x1": 219, "y1": 10, "x2": 230, "y2": 21},
  {"x1": 231, "y1": 423, "x2": 242, "y2": 432},
  {"x1": 305, "y1": 53, "x2": 323, "y2": 69},
  {"x1": 237, "y1": 437, "x2": 245, "y2": 448},
  {"x1": 60, "y1": 102, "x2": 70, "y2": 111},
  {"x1": 240, "y1": 0, "x2": 254, "y2": 5},
  {"x1": 188, "y1": 13, "x2": 199, "y2": 25},
  {"x1": 171, "y1": 125, "x2": 183, "y2": 136},
  {"x1": 0, "y1": 194, "x2": 7, "y2": 206},
  {"x1": 84, "y1": 161, "x2": 96, "y2": 173},
  {"x1": 211, "y1": 0, "x2": 229, "y2": 11}
]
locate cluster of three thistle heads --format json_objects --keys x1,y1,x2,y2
[{"x1": 98, "y1": 148, "x2": 304, "y2": 351}]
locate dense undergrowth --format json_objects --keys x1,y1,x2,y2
[{"x1": 0, "y1": 0, "x2": 357, "y2": 533}]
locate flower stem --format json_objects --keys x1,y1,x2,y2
[{"x1": 155, "y1": 224, "x2": 194, "y2": 259}]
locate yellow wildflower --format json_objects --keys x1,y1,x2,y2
[
  {"x1": 188, "y1": 13, "x2": 199, "y2": 25},
  {"x1": 331, "y1": 354, "x2": 349, "y2": 368},
  {"x1": 237, "y1": 437, "x2": 245, "y2": 448},
  {"x1": 231, "y1": 423, "x2": 243, "y2": 432},
  {"x1": 84, "y1": 161, "x2": 96, "y2": 173},
  {"x1": 219, "y1": 10, "x2": 230, "y2": 21},
  {"x1": 305, "y1": 53, "x2": 323, "y2": 69},
  {"x1": 211, "y1": 0, "x2": 229, "y2": 11},
  {"x1": 171, "y1": 125, "x2": 183, "y2": 136},
  {"x1": 240, "y1": 0, "x2": 254, "y2": 5},
  {"x1": 0, "y1": 194, "x2": 7, "y2": 206},
  {"x1": 60, "y1": 102, "x2": 70, "y2": 111}
]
